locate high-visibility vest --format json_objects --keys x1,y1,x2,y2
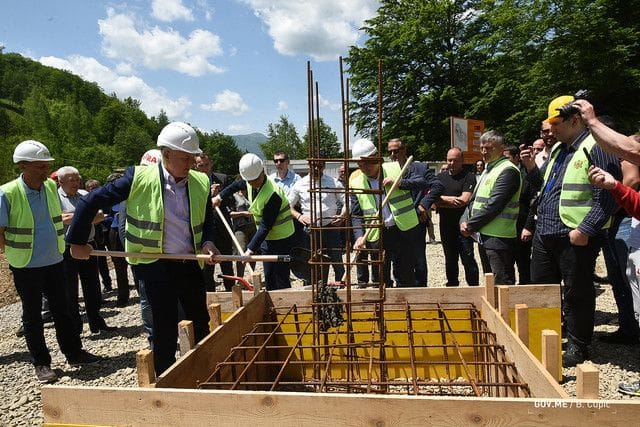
[
  {"x1": 125, "y1": 166, "x2": 210, "y2": 265},
  {"x1": 542, "y1": 135, "x2": 611, "y2": 229},
  {"x1": 0, "y1": 178, "x2": 65, "y2": 268},
  {"x1": 247, "y1": 177, "x2": 294, "y2": 240},
  {"x1": 470, "y1": 158, "x2": 521, "y2": 238},
  {"x1": 349, "y1": 162, "x2": 419, "y2": 242}
]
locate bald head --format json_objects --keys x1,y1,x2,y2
[{"x1": 446, "y1": 147, "x2": 463, "y2": 175}]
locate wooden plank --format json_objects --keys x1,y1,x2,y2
[
  {"x1": 232, "y1": 284, "x2": 243, "y2": 310},
  {"x1": 576, "y1": 364, "x2": 599, "y2": 399},
  {"x1": 542, "y1": 329, "x2": 561, "y2": 382},
  {"x1": 136, "y1": 349, "x2": 155, "y2": 388},
  {"x1": 251, "y1": 272, "x2": 263, "y2": 295},
  {"x1": 504, "y1": 285, "x2": 561, "y2": 309},
  {"x1": 480, "y1": 298, "x2": 567, "y2": 398},
  {"x1": 154, "y1": 291, "x2": 269, "y2": 388},
  {"x1": 497, "y1": 286, "x2": 510, "y2": 326},
  {"x1": 484, "y1": 273, "x2": 495, "y2": 307},
  {"x1": 515, "y1": 304, "x2": 529, "y2": 348},
  {"x1": 42, "y1": 386, "x2": 640, "y2": 426},
  {"x1": 178, "y1": 320, "x2": 195, "y2": 356},
  {"x1": 208, "y1": 303, "x2": 222, "y2": 330}
]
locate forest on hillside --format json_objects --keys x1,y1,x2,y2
[{"x1": 0, "y1": 53, "x2": 243, "y2": 184}]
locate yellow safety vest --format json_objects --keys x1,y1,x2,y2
[
  {"x1": 470, "y1": 158, "x2": 521, "y2": 238},
  {"x1": 542, "y1": 135, "x2": 611, "y2": 229},
  {"x1": 125, "y1": 166, "x2": 209, "y2": 266},
  {"x1": 349, "y1": 162, "x2": 419, "y2": 242},
  {"x1": 247, "y1": 177, "x2": 294, "y2": 240},
  {"x1": 1, "y1": 178, "x2": 65, "y2": 268}
]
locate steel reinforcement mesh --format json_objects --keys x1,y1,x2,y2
[{"x1": 198, "y1": 302, "x2": 531, "y2": 397}]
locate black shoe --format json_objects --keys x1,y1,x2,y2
[
  {"x1": 445, "y1": 283, "x2": 459, "y2": 287},
  {"x1": 41, "y1": 312, "x2": 53, "y2": 324},
  {"x1": 67, "y1": 350, "x2": 103, "y2": 365},
  {"x1": 16, "y1": 325, "x2": 24, "y2": 337},
  {"x1": 593, "y1": 274, "x2": 609, "y2": 284},
  {"x1": 599, "y1": 330, "x2": 640, "y2": 345},
  {"x1": 116, "y1": 300, "x2": 129, "y2": 307},
  {"x1": 562, "y1": 342, "x2": 588, "y2": 367},
  {"x1": 35, "y1": 365, "x2": 58, "y2": 384}
]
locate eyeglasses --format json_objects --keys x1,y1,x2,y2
[{"x1": 273, "y1": 158, "x2": 287, "y2": 163}]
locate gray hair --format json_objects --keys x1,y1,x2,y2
[
  {"x1": 480, "y1": 130, "x2": 505, "y2": 147},
  {"x1": 56, "y1": 166, "x2": 80, "y2": 181}
]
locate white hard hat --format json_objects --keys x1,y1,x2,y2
[
  {"x1": 351, "y1": 138, "x2": 377, "y2": 159},
  {"x1": 13, "y1": 140, "x2": 55, "y2": 163},
  {"x1": 140, "y1": 149, "x2": 162, "y2": 166},
  {"x1": 239, "y1": 153, "x2": 264, "y2": 181},
  {"x1": 157, "y1": 122, "x2": 201, "y2": 155}
]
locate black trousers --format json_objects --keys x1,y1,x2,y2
[
  {"x1": 12, "y1": 262, "x2": 82, "y2": 366},
  {"x1": 439, "y1": 221, "x2": 479, "y2": 286},
  {"x1": 202, "y1": 231, "x2": 234, "y2": 291},
  {"x1": 484, "y1": 247, "x2": 516, "y2": 285},
  {"x1": 531, "y1": 232, "x2": 601, "y2": 346},
  {"x1": 133, "y1": 260, "x2": 210, "y2": 375},
  {"x1": 261, "y1": 235, "x2": 293, "y2": 290},
  {"x1": 385, "y1": 225, "x2": 421, "y2": 287},
  {"x1": 63, "y1": 247, "x2": 106, "y2": 333},
  {"x1": 108, "y1": 228, "x2": 131, "y2": 304}
]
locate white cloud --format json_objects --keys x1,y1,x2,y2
[
  {"x1": 39, "y1": 55, "x2": 191, "y2": 120},
  {"x1": 277, "y1": 100, "x2": 288, "y2": 110},
  {"x1": 151, "y1": 0, "x2": 194, "y2": 22},
  {"x1": 241, "y1": 0, "x2": 379, "y2": 61},
  {"x1": 115, "y1": 62, "x2": 134, "y2": 74},
  {"x1": 201, "y1": 90, "x2": 249, "y2": 115},
  {"x1": 98, "y1": 8, "x2": 224, "y2": 76},
  {"x1": 228, "y1": 124, "x2": 252, "y2": 134},
  {"x1": 318, "y1": 94, "x2": 341, "y2": 112}
]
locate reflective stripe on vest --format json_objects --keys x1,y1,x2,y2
[
  {"x1": 349, "y1": 162, "x2": 419, "y2": 242},
  {"x1": 125, "y1": 166, "x2": 209, "y2": 266},
  {"x1": 247, "y1": 176, "x2": 294, "y2": 240},
  {"x1": 0, "y1": 178, "x2": 65, "y2": 268},
  {"x1": 471, "y1": 158, "x2": 521, "y2": 238},
  {"x1": 542, "y1": 135, "x2": 611, "y2": 229}
]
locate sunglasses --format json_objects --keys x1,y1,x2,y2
[{"x1": 273, "y1": 158, "x2": 287, "y2": 163}]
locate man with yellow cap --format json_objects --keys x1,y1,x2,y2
[{"x1": 520, "y1": 95, "x2": 621, "y2": 366}]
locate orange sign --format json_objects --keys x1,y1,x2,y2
[{"x1": 450, "y1": 117, "x2": 485, "y2": 164}]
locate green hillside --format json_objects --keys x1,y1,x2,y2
[
  {"x1": 231, "y1": 132, "x2": 267, "y2": 158},
  {"x1": 0, "y1": 52, "x2": 242, "y2": 184}
]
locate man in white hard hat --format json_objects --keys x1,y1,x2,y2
[
  {"x1": 67, "y1": 122, "x2": 220, "y2": 375},
  {"x1": 212, "y1": 153, "x2": 295, "y2": 290},
  {"x1": 0, "y1": 140, "x2": 101, "y2": 384},
  {"x1": 349, "y1": 138, "x2": 423, "y2": 287}
]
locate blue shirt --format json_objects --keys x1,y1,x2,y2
[
  {"x1": 0, "y1": 176, "x2": 63, "y2": 268},
  {"x1": 269, "y1": 169, "x2": 300, "y2": 196}
]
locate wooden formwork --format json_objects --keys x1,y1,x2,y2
[{"x1": 42, "y1": 284, "x2": 640, "y2": 426}]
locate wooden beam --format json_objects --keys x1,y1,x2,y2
[
  {"x1": 154, "y1": 291, "x2": 269, "y2": 389},
  {"x1": 497, "y1": 286, "x2": 510, "y2": 326},
  {"x1": 135, "y1": 349, "x2": 155, "y2": 388},
  {"x1": 541, "y1": 329, "x2": 561, "y2": 382},
  {"x1": 502, "y1": 285, "x2": 561, "y2": 309},
  {"x1": 576, "y1": 364, "x2": 599, "y2": 399},
  {"x1": 178, "y1": 320, "x2": 195, "y2": 356},
  {"x1": 232, "y1": 284, "x2": 243, "y2": 310},
  {"x1": 208, "y1": 303, "x2": 222, "y2": 331},
  {"x1": 251, "y1": 272, "x2": 263, "y2": 296},
  {"x1": 480, "y1": 298, "x2": 567, "y2": 398},
  {"x1": 42, "y1": 386, "x2": 640, "y2": 426},
  {"x1": 484, "y1": 273, "x2": 495, "y2": 307},
  {"x1": 514, "y1": 304, "x2": 529, "y2": 348}
]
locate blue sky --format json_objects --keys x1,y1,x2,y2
[{"x1": 0, "y1": 0, "x2": 379, "y2": 141}]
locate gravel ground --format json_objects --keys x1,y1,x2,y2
[{"x1": 1, "y1": 216, "x2": 639, "y2": 425}]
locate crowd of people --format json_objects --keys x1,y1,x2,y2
[{"x1": 3, "y1": 94, "x2": 640, "y2": 396}]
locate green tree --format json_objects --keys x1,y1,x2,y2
[
  {"x1": 301, "y1": 118, "x2": 342, "y2": 158},
  {"x1": 260, "y1": 115, "x2": 302, "y2": 159},
  {"x1": 198, "y1": 130, "x2": 244, "y2": 176}
]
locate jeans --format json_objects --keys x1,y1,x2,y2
[
  {"x1": 484, "y1": 247, "x2": 516, "y2": 285},
  {"x1": 531, "y1": 232, "x2": 601, "y2": 346},
  {"x1": 440, "y1": 222, "x2": 479, "y2": 286},
  {"x1": 606, "y1": 216, "x2": 640, "y2": 335},
  {"x1": 413, "y1": 222, "x2": 428, "y2": 285},
  {"x1": 11, "y1": 262, "x2": 82, "y2": 366},
  {"x1": 137, "y1": 279, "x2": 154, "y2": 349}
]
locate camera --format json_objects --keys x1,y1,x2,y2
[{"x1": 557, "y1": 89, "x2": 590, "y2": 118}]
